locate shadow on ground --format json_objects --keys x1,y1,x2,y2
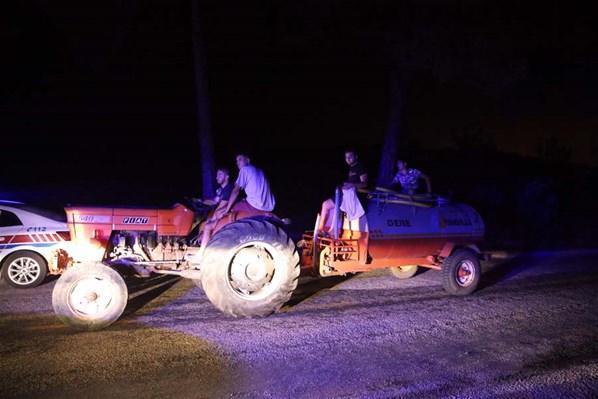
[
  {"x1": 479, "y1": 253, "x2": 531, "y2": 290},
  {"x1": 0, "y1": 310, "x2": 236, "y2": 399},
  {"x1": 122, "y1": 275, "x2": 183, "y2": 317},
  {"x1": 284, "y1": 274, "x2": 355, "y2": 309}
]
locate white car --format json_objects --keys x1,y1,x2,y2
[{"x1": 0, "y1": 200, "x2": 70, "y2": 288}]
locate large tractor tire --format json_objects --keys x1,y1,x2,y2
[
  {"x1": 441, "y1": 249, "x2": 481, "y2": 296},
  {"x1": 52, "y1": 262, "x2": 128, "y2": 330},
  {"x1": 1, "y1": 251, "x2": 48, "y2": 288},
  {"x1": 200, "y1": 218, "x2": 300, "y2": 317},
  {"x1": 389, "y1": 265, "x2": 418, "y2": 279}
]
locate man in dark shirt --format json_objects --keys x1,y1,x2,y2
[
  {"x1": 199, "y1": 168, "x2": 233, "y2": 213},
  {"x1": 197, "y1": 168, "x2": 233, "y2": 250},
  {"x1": 318, "y1": 149, "x2": 368, "y2": 233},
  {"x1": 346, "y1": 156, "x2": 368, "y2": 187}
]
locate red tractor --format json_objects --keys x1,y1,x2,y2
[{"x1": 53, "y1": 189, "x2": 485, "y2": 330}]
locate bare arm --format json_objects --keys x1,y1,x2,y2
[
  {"x1": 357, "y1": 173, "x2": 368, "y2": 189},
  {"x1": 212, "y1": 199, "x2": 229, "y2": 220},
  {"x1": 344, "y1": 173, "x2": 368, "y2": 190},
  {"x1": 223, "y1": 184, "x2": 241, "y2": 214},
  {"x1": 421, "y1": 173, "x2": 432, "y2": 193},
  {"x1": 215, "y1": 200, "x2": 228, "y2": 211}
]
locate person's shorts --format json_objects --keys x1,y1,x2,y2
[{"x1": 211, "y1": 200, "x2": 274, "y2": 234}]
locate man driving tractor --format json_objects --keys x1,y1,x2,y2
[{"x1": 198, "y1": 153, "x2": 276, "y2": 254}]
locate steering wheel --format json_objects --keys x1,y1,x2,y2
[{"x1": 182, "y1": 196, "x2": 213, "y2": 214}]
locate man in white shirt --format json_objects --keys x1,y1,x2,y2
[
  {"x1": 223, "y1": 153, "x2": 276, "y2": 215},
  {"x1": 196, "y1": 154, "x2": 275, "y2": 258}
]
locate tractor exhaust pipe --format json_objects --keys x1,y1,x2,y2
[{"x1": 333, "y1": 186, "x2": 341, "y2": 239}]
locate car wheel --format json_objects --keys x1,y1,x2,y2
[{"x1": 1, "y1": 251, "x2": 48, "y2": 288}]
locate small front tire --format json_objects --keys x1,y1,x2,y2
[{"x1": 52, "y1": 262, "x2": 128, "y2": 330}]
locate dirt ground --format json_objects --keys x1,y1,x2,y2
[{"x1": 1, "y1": 249, "x2": 597, "y2": 398}]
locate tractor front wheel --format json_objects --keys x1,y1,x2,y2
[
  {"x1": 52, "y1": 263, "x2": 128, "y2": 330},
  {"x1": 200, "y1": 218, "x2": 300, "y2": 317}
]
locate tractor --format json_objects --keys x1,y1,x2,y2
[{"x1": 52, "y1": 188, "x2": 485, "y2": 330}]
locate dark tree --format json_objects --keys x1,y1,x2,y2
[
  {"x1": 191, "y1": 0, "x2": 215, "y2": 198},
  {"x1": 377, "y1": 1, "x2": 532, "y2": 185},
  {"x1": 377, "y1": 67, "x2": 405, "y2": 186}
]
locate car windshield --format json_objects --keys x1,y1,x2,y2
[{"x1": 19, "y1": 205, "x2": 67, "y2": 222}]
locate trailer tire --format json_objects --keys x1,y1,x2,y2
[
  {"x1": 200, "y1": 218, "x2": 299, "y2": 317},
  {"x1": 442, "y1": 249, "x2": 481, "y2": 296},
  {"x1": 1, "y1": 251, "x2": 48, "y2": 288},
  {"x1": 389, "y1": 265, "x2": 418, "y2": 279},
  {"x1": 52, "y1": 262, "x2": 128, "y2": 330}
]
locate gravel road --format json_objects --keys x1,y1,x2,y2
[{"x1": 1, "y1": 249, "x2": 597, "y2": 398}]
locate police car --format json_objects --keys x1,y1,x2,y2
[{"x1": 0, "y1": 201, "x2": 70, "y2": 288}]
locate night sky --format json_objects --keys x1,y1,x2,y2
[{"x1": 2, "y1": 1, "x2": 597, "y2": 213}]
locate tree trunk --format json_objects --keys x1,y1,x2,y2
[
  {"x1": 191, "y1": 0, "x2": 215, "y2": 198},
  {"x1": 377, "y1": 67, "x2": 404, "y2": 186}
]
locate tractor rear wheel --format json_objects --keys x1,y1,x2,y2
[
  {"x1": 52, "y1": 262, "x2": 128, "y2": 330},
  {"x1": 441, "y1": 249, "x2": 481, "y2": 295},
  {"x1": 389, "y1": 265, "x2": 418, "y2": 279},
  {"x1": 200, "y1": 218, "x2": 299, "y2": 317}
]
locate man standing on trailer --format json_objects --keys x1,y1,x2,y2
[{"x1": 318, "y1": 149, "x2": 368, "y2": 233}]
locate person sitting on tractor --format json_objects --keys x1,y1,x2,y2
[
  {"x1": 223, "y1": 153, "x2": 276, "y2": 216},
  {"x1": 193, "y1": 167, "x2": 233, "y2": 246},
  {"x1": 318, "y1": 149, "x2": 368, "y2": 233},
  {"x1": 196, "y1": 167, "x2": 233, "y2": 213},
  {"x1": 198, "y1": 153, "x2": 276, "y2": 255},
  {"x1": 390, "y1": 159, "x2": 432, "y2": 195}
]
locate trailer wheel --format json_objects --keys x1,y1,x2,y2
[
  {"x1": 200, "y1": 218, "x2": 300, "y2": 317},
  {"x1": 52, "y1": 262, "x2": 128, "y2": 330},
  {"x1": 389, "y1": 265, "x2": 418, "y2": 279},
  {"x1": 442, "y1": 249, "x2": 481, "y2": 296},
  {"x1": 1, "y1": 251, "x2": 48, "y2": 288}
]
